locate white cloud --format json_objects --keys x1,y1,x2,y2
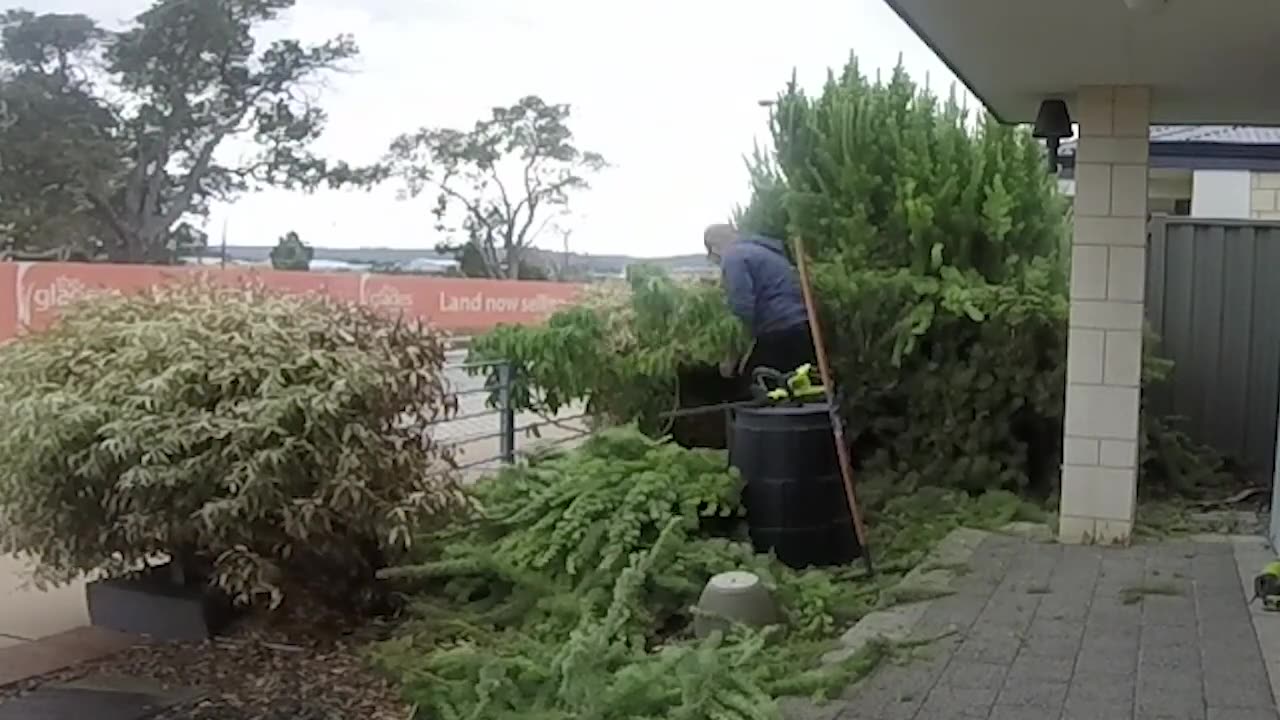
[{"x1": 41, "y1": 0, "x2": 972, "y2": 257}]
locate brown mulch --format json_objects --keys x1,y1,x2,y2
[{"x1": 0, "y1": 608, "x2": 412, "y2": 720}]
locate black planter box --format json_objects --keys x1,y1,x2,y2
[{"x1": 86, "y1": 568, "x2": 232, "y2": 642}]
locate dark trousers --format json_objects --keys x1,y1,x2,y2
[{"x1": 746, "y1": 324, "x2": 817, "y2": 377}]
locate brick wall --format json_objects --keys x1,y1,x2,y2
[
  {"x1": 1250, "y1": 172, "x2": 1280, "y2": 220},
  {"x1": 1059, "y1": 85, "x2": 1150, "y2": 544}
]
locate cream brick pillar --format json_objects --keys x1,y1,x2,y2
[{"x1": 1059, "y1": 86, "x2": 1151, "y2": 545}]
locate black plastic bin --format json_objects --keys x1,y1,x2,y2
[{"x1": 729, "y1": 402, "x2": 861, "y2": 569}]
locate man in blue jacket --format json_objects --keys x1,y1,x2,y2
[{"x1": 704, "y1": 224, "x2": 815, "y2": 378}]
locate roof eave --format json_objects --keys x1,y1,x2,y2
[{"x1": 881, "y1": 0, "x2": 1012, "y2": 124}]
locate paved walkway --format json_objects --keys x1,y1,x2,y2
[
  {"x1": 0, "y1": 555, "x2": 87, "y2": 646},
  {"x1": 836, "y1": 534, "x2": 1280, "y2": 720}
]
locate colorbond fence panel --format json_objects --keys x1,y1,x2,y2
[{"x1": 1146, "y1": 217, "x2": 1280, "y2": 482}]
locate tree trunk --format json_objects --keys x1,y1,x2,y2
[{"x1": 506, "y1": 247, "x2": 521, "y2": 279}]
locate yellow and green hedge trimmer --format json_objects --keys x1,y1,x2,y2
[
  {"x1": 750, "y1": 364, "x2": 826, "y2": 403},
  {"x1": 1253, "y1": 561, "x2": 1280, "y2": 611}
]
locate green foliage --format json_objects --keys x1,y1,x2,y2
[
  {"x1": 384, "y1": 95, "x2": 607, "y2": 279},
  {"x1": 0, "y1": 278, "x2": 462, "y2": 608},
  {"x1": 375, "y1": 428, "x2": 1039, "y2": 718},
  {"x1": 811, "y1": 260, "x2": 1068, "y2": 495},
  {"x1": 1137, "y1": 334, "x2": 1233, "y2": 497},
  {"x1": 460, "y1": 429, "x2": 740, "y2": 581},
  {"x1": 269, "y1": 230, "x2": 314, "y2": 271},
  {"x1": 743, "y1": 59, "x2": 1069, "y2": 282},
  {"x1": 733, "y1": 59, "x2": 1073, "y2": 495},
  {"x1": 473, "y1": 54, "x2": 1222, "y2": 499},
  {"x1": 472, "y1": 266, "x2": 746, "y2": 428},
  {"x1": 0, "y1": 2, "x2": 359, "y2": 262}
]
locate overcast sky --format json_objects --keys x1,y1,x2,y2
[{"x1": 43, "y1": 0, "x2": 970, "y2": 257}]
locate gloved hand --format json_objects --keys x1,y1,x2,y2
[
  {"x1": 718, "y1": 358, "x2": 738, "y2": 379},
  {"x1": 719, "y1": 342, "x2": 756, "y2": 379}
]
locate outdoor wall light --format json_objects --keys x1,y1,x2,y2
[{"x1": 1032, "y1": 99, "x2": 1073, "y2": 174}]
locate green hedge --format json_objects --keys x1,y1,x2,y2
[{"x1": 472, "y1": 55, "x2": 1223, "y2": 499}]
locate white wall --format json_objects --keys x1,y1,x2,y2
[{"x1": 1191, "y1": 170, "x2": 1252, "y2": 218}]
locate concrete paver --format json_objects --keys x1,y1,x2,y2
[
  {"x1": 0, "y1": 554, "x2": 87, "y2": 642},
  {"x1": 0, "y1": 627, "x2": 137, "y2": 687},
  {"x1": 826, "y1": 535, "x2": 1280, "y2": 720}
]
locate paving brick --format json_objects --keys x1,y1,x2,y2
[
  {"x1": 1099, "y1": 552, "x2": 1147, "y2": 581},
  {"x1": 1050, "y1": 591, "x2": 1096, "y2": 612},
  {"x1": 1134, "y1": 709, "x2": 1207, "y2": 720},
  {"x1": 921, "y1": 593, "x2": 990, "y2": 630},
  {"x1": 1007, "y1": 653, "x2": 1075, "y2": 683},
  {"x1": 1199, "y1": 542, "x2": 1234, "y2": 557},
  {"x1": 1200, "y1": 596, "x2": 1252, "y2": 622},
  {"x1": 1206, "y1": 710, "x2": 1280, "y2": 720},
  {"x1": 1134, "y1": 704, "x2": 1208, "y2": 720},
  {"x1": 1201, "y1": 623, "x2": 1264, "y2": 654},
  {"x1": 1062, "y1": 701, "x2": 1134, "y2": 720},
  {"x1": 847, "y1": 662, "x2": 936, "y2": 703},
  {"x1": 0, "y1": 688, "x2": 164, "y2": 720},
  {"x1": 1202, "y1": 639, "x2": 1267, "y2": 681},
  {"x1": 1029, "y1": 618, "x2": 1085, "y2": 639},
  {"x1": 917, "y1": 684, "x2": 998, "y2": 718},
  {"x1": 1023, "y1": 633, "x2": 1082, "y2": 659},
  {"x1": 1140, "y1": 634, "x2": 1202, "y2": 672},
  {"x1": 1203, "y1": 666, "x2": 1275, "y2": 710},
  {"x1": 1089, "y1": 601, "x2": 1145, "y2": 629},
  {"x1": 990, "y1": 704, "x2": 1060, "y2": 720},
  {"x1": 970, "y1": 618, "x2": 1030, "y2": 643},
  {"x1": 996, "y1": 679, "x2": 1068, "y2": 708},
  {"x1": 1142, "y1": 596, "x2": 1198, "y2": 628},
  {"x1": 0, "y1": 627, "x2": 138, "y2": 687},
  {"x1": 912, "y1": 706, "x2": 988, "y2": 720},
  {"x1": 1084, "y1": 626, "x2": 1143, "y2": 651},
  {"x1": 952, "y1": 574, "x2": 1000, "y2": 597},
  {"x1": 1068, "y1": 671, "x2": 1136, "y2": 706},
  {"x1": 1056, "y1": 545, "x2": 1103, "y2": 573},
  {"x1": 1077, "y1": 637, "x2": 1140, "y2": 676},
  {"x1": 778, "y1": 697, "x2": 847, "y2": 720},
  {"x1": 941, "y1": 661, "x2": 1008, "y2": 689},
  {"x1": 862, "y1": 696, "x2": 926, "y2": 720},
  {"x1": 955, "y1": 635, "x2": 1022, "y2": 665},
  {"x1": 1147, "y1": 552, "x2": 1194, "y2": 576},
  {"x1": 1195, "y1": 560, "x2": 1247, "y2": 589},
  {"x1": 979, "y1": 597, "x2": 1039, "y2": 626},
  {"x1": 828, "y1": 537, "x2": 1279, "y2": 720},
  {"x1": 1138, "y1": 672, "x2": 1211, "y2": 719}
]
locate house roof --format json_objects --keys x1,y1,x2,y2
[
  {"x1": 1147, "y1": 126, "x2": 1280, "y2": 144},
  {"x1": 1058, "y1": 125, "x2": 1280, "y2": 173},
  {"x1": 882, "y1": 1, "x2": 1280, "y2": 125}
]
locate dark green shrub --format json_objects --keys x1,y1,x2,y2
[
  {"x1": 475, "y1": 56, "x2": 1070, "y2": 495},
  {"x1": 472, "y1": 55, "x2": 1221, "y2": 499}
]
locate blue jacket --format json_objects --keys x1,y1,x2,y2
[{"x1": 721, "y1": 234, "x2": 809, "y2": 336}]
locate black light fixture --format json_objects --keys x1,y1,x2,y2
[{"x1": 1032, "y1": 99, "x2": 1073, "y2": 174}]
